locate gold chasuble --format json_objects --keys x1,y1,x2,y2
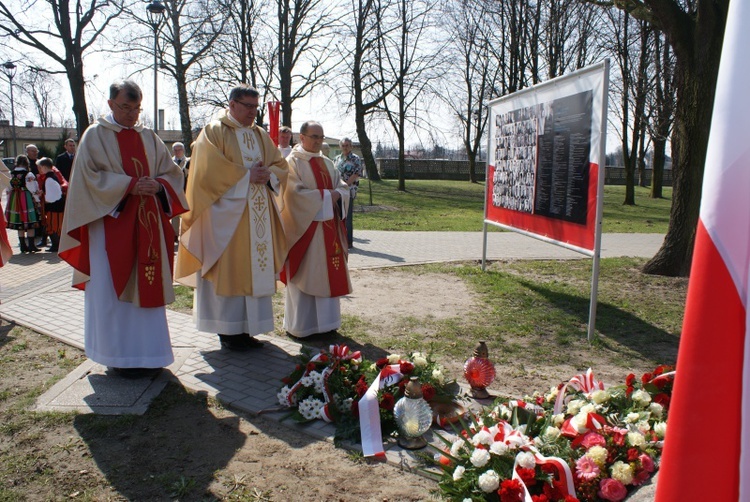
[{"x1": 175, "y1": 111, "x2": 288, "y2": 297}]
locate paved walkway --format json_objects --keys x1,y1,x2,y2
[{"x1": 0, "y1": 230, "x2": 664, "y2": 470}]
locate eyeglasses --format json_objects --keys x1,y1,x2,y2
[
  {"x1": 112, "y1": 102, "x2": 143, "y2": 115},
  {"x1": 302, "y1": 134, "x2": 325, "y2": 140},
  {"x1": 233, "y1": 100, "x2": 260, "y2": 111}
]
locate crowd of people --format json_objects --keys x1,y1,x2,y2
[{"x1": 4, "y1": 79, "x2": 366, "y2": 379}]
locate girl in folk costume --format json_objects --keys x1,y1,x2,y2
[
  {"x1": 4, "y1": 155, "x2": 41, "y2": 253},
  {"x1": 36, "y1": 158, "x2": 65, "y2": 252}
]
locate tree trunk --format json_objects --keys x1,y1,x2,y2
[
  {"x1": 355, "y1": 111, "x2": 380, "y2": 181},
  {"x1": 642, "y1": 32, "x2": 724, "y2": 276},
  {"x1": 650, "y1": 137, "x2": 666, "y2": 198},
  {"x1": 68, "y1": 62, "x2": 89, "y2": 140}
]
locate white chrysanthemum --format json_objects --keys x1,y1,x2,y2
[
  {"x1": 472, "y1": 430, "x2": 493, "y2": 446},
  {"x1": 625, "y1": 412, "x2": 641, "y2": 424},
  {"x1": 310, "y1": 371, "x2": 325, "y2": 393},
  {"x1": 627, "y1": 432, "x2": 646, "y2": 447},
  {"x1": 494, "y1": 404, "x2": 512, "y2": 420},
  {"x1": 298, "y1": 396, "x2": 325, "y2": 420},
  {"x1": 413, "y1": 354, "x2": 428, "y2": 367},
  {"x1": 654, "y1": 421, "x2": 667, "y2": 439},
  {"x1": 567, "y1": 398, "x2": 585, "y2": 415},
  {"x1": 587, "y1": 445, "x2": 608, "y2": 466},
  {"x1": 432, "y1": 368, "x2": 445, "y2": 384},
  {"x1": 300, "y1": 375, "x2": 315, "y2": 388},
  {"x1": 649, "y1": 402, "x2": 664, "y2": 419},
  {"x1": 570, "y1": 413, "x2": 589, "y2": 434},
  {"x1": 631, "y1": 389, "x2": 652, "y2": 407},
  {"x1": 636, "y1": 420, "x2": 651, "y2": 434},
  {"x1": 489, "y1": 441, "x2": 508, "y2": 456},
  {"x1": 450, "y1": 439, "x2": 467, "y2": 457},
  {"x1": 478, "y1": 470, "x2": 500, "y2": 493},
  {"x1": 387, "y1": 353, "x2": 401, "y2": 364},
  {"x1": 546, "y1": 386, "x2": 559, "y2": 402},
  {"x1": 277, "y1": 385, "x2": 294, "y2": 406},
  {"x1": 611, "y1": 460, "x2": 634, "y2": 485},
  {"x1": 453, "y1": 465, "x2": 465, "y2": 481},
  {"x1": 470, "y1": 448, "x2": 491, "y2": 468},
  {"x1": 580, "y1": 403, "x2": 596, "y2": 415},
  {"x1": 591, "y1": 390, "x2": 610, "y2": 404},
  {"x1": 516, "y1": 451, "x2": 536, "y2": 469},
  {"x1": 543, "y1": 426, "x2": 561, "y2": 441},
  {"x1": 552, "y1": 413, "x2": 565, "y2": 426}
]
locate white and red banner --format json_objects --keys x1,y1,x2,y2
[
  {"x1": 655, "y1": 3, "x2": 750, "y2": 500},
  {"x1": 485, "y1": 61, "x2": 608, "y2": 254}
]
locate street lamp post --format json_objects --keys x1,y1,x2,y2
[
  {"x1": 146, "y1": 1, "x2": 166, "y2": 131},
  {"x1": 2, "y1": 61, "x2": 17, "y2": 158}
]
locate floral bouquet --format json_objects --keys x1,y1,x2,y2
[
  {"x1": 353, "y1": 351, "x2": 455, "y2": 435},
  {"x1": 276, "y1": 345, "x2": 365, "y2": 423},
  {"x1": 429, "y1": 366, "x2": 675, "y2": 502}
]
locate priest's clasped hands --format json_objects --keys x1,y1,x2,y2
[
  {"x1": 249, "y1": 162, "x2": 271, "y2": 184},
  {"x1": 130, "y1": 176, "x2": 163, "y2": 196}
]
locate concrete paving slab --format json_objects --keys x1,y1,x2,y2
[{"x1": 35, "y1": 347, "x2": 193, "y2": 415}]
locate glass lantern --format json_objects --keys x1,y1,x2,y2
[
  {"x1": 393, "y1": 377, "x2": 433, "y2": 449},
  {"x1": 464, "y1": 341, "x2": 496, "y2": 399}
]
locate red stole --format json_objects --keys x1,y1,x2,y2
[
  {"x1": 103, "y1": 129, "x2": 173, "y2": 307},
  {"x1": 282, "y1": 157, "x2": 349, "y2": 297}
]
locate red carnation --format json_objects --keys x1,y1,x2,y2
[
  {"x1": 563, "y1": 496, "x2": 580, "y2": 502},
  {"x1": 380, "y1": 392, "x2": 395, "y2": 410},
  {"x1": 641, "y1": 372, "x2": 653, "y2": 385},
  {"x1": 295, "y1": 364, "x2": 302, "y2": 371},
  {"x1": 421, "y1": 384, "x2": 436, "y2": 401},
  {"x1": 399, "y1": 361, "x2": 415, "y2": 374},
  {"x1": 281, "y1": 377, "x2": 292, "y2": 385},
  {"x1": 516, "y1": 467, "x2": 537, "y2": 487},
  {"x1": 318, "y1": 354, "x2": 329, "y2": 363},
  {"x1": 355, "y1": 376, "x2": 369, "y2": 397},
  {"x1": 627, "y1": 448, "x2": 640, "y2": 461},
  {"x1": 531, "y1": 495, "x2": 549, "y2": 502},
  {"x1": 625, "y1": 373, "x2": 636, "y2": 386},
  {"x1": 306, "y1": 362, "x2": 316, "y2": 371},
  {"x1": 376, "y1": 357, "x2": 389, "y2": 369},
  {"x1": 499, "y1": 479, "x2": 525, "y2": 502}
]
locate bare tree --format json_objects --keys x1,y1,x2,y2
[
  {"x1": 154, "y1": 0, "x2": 226, "y2": 151},
  {"x1": 441, "y1": 0, "x2": 501, "y2": 183},
  {"x1": 0, "y1": 0, "x2": 127, "y2": 139},
  {"x1": 602, "y1": 0, "x2": 728, "y2": 276},
  {"x1": 20, "y1": 67, "x2": 60, "y2": 127},
  {"x1": 609, "y1": 9, "x2": 654, "y2": 205},
  {"x1": 208, "y1": 0, "x2": 278, "y2": 124},
  {"x1": 276, "y1": 0, "x2": 338, "y2": 126},
  {"x1": 339, "y1": 0, "x2": 393, "y2": 181},
  {"x1": 376, "y1": 0, "x2": 441, "y2": 191},
  {"x1": 648, "y1": 29, "x2": 675, "y2": 199}
]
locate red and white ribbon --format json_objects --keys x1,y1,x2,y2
[
  {"x1": 358, "y1": 364, "x2": 404, "y2": 457},
  {"x1": 287, "y1": 345, "x2": 362, "y2": 422},
  {"x1": 554, "y1": 368, "x2": 605, "y2": 415}
]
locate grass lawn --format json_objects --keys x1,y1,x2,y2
[{"x1": 355, "y1": 179, "x2": 672, "y2": 233}]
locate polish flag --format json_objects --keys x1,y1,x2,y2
[{"x1": 655, "y1": 3, "x2": 750, "y2": 501}]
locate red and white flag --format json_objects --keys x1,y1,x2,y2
[{"x1": 655, "y1": 3, "x2": 750, "y2": 501}]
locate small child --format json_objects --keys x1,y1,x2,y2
[{"x1": 36, "y1": 158, "x2": 65, "y2": 252}]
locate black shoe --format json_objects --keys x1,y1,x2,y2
[
  {"x1": 111, "y1": 367, "x2": 163, "y2": 379},
  {"x1": 218, "y1": 334, "x2": 264, "y2": 351}
]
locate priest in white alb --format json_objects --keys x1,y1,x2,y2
[
  {"x1": 175, "y1": 84, "x2": 288, "y2": 351},
  {"x1": 280, "y1": 121, "x2": 353, "y2": 338},
  {"x1": 59, "y1": 80, "x2": 188, "y2": 378}
]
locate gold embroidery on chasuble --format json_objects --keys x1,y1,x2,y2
[
  {"x1": 132, "y1": 156, "x2": 159, "y2": 284},
  {"x1": 235, "y1": 126, "x2": 274, "y2": 296}
]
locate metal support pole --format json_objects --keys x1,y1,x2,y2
[{"x1": 153, "y1": 30, "x2": 159, "y2": 131}]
